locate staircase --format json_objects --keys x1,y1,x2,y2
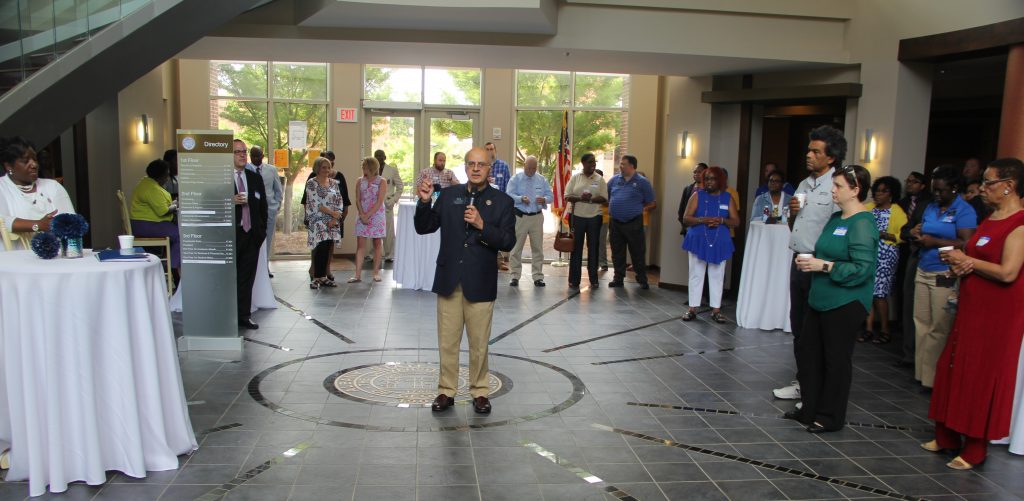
[{"x1": 0, "y1": 0, "x2": 271, "y2": 145}]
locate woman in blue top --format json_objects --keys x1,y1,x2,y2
[
  {"x1": 681, "y1": 166, "x2": 739, "y2": 323},
  {"x1": 909, "y1": 164, "x2": 976, "y2": 389}
]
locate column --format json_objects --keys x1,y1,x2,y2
[{"x1": 997, "y1": 44, "x2": 1024, "y2": 159}]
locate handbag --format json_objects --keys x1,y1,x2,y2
[{"x1": 553, "y1": 202, "x2": 575, "y2": 253}]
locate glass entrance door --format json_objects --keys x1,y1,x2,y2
[
  {"x1": 424, "y1": 111, "x2": 478, "y2": 184},
  {"x1": 367, "y1": 112, "x2": 419, "y2": 196}
]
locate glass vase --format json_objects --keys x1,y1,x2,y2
[{"x1": 63, "y1": 237, "x2": 84, "y2": 258}]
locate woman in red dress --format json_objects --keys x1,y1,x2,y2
[{"x1": 926, "y1": 157, "x2": 1024, "y2": 470}]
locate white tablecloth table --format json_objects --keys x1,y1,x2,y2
[
  {"x1": 170, "y1": 239, "x2": 277, "y2": 313},
  {"x1": 393, "y1": 201, "x2": 440, "y2": 291},
  {"x1": 736, "y1": 222, "x2": 794, "y2": 332},
  {"x1": 0, "y1": 250, "x2": 197, "y2": 496}
]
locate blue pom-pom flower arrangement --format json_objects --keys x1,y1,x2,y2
[
  {"x1": 30, "y1": 232, "x2": 61, "y2": 259},
  {"x1": 50, "y1": 213, "x2": 89, "y2": 239}
]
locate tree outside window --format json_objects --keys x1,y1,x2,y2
[{"x1": 210, "y1": 61, "x2": 328, "y2": 255}]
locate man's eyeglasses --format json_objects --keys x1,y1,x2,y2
[{"x1": 233, "y1": 150, "x2": 247, "y2": 155}]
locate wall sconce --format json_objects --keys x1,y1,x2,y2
[
  {"x1": 136, "y1": 114, "x2": 150, "y2": 144},
  {"x1": 862, "y1": 129, "x2": 877, "y2": 162},
  {"x1": 678, "y1": 131, "x2": 693, "y2": 159}
]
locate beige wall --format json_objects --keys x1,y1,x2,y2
[
  {"x1": 657, "y1": 76, "x2": 713, "y2": 288},
  {"x1": 330, "y1": 63, "x2": 364, "y2": 254},
  {"x1": 482, "y1": 68, "x2": 515, "y2": 168},
  {"x1": 85, "y1": 98, "x2": 122, "y2": 249},
  {"x1": 118, "y1": 63, "x2": 172, "y2": 200}
]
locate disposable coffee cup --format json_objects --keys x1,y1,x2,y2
[
  {"x1": 797, "y1": 253, "x2": 813, "y2": 260},
  {"x1": 938, "y1": 246, "x2": 954, "y2": 253},
  {"x1": 795, "y1": 193, "x2": 807, "y2": 208},
  {"x1": 118, "y1": 235, "x2": 134, "y2": 255},
  {"x1": 238, "y1": 191, "x2": 247, "y2": 204}
]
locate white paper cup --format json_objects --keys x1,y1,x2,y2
[
  {"x1": 797, "y1": 253, "x2": 813, "y2": 260},
  {"x1": 238, "y1": 191, "x2": 247, "y2": 201},
  {"x1": 118, "y1": 235, "x2": 134, "y2": 254},
  {"x1": 938, "y1": 246, "x2": 954, "y2": 253},
  {"x1": 795, "y1": 193, "x2": 807, "y2": 208}
]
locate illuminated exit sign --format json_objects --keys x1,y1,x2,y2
[{"x1": 336, "y1": 108, "x2": 358, "y2": 123}]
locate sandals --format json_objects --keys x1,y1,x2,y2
[
  {"x1": 858, "y1": 331, "x2": 874, "y2": 343},
  {"x1": 347, "y1": 277, "x2": 361, "y2": 283},
  {"x1": 920, "y1": 440, "x2": 942, "y2": 453},
  {"x1": 872, "y1": 332, "x2": 891, "y2": 344},
  {"x1": 0, "y1": 448, "x2": 9, "y2": 469},
  {"x1": 373, "y1": 275, "x2": 382, "y2": 283},
  {"x1": 711, "y1": 311, "x2": 728, "y2": 324},
  {"x1": 947, "y1": 456, "x2": 975, "y2": 470},
  {"x1": 321, "y1": 279, "x2": 338, "y2": 288},
  {"x1": 682, "y1": 310, "x2": 697, "y2": 322},
  {"x1": 327, "y1": 273, "x2": 335, "y2": 281},
  {"x1": 310, "y1": 280, "x2": 320, "y2": 290}
]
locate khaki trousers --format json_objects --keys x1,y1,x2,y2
[
  {"x1": 510, "y1": 213, "x2": 544, "y2": 281},
  {"x1": 383, "y1": 204, "x2": 396, "y2": 259},
  {"x1": 437, "y1": 284, "x2": 494, "y2": 398},
  {"x1": 913, "y1": 269, "x2": 955, "y2": 387}
]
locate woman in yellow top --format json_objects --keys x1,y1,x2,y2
[
  {"x1": 129, "y1": 159, "x2": 179, "y2": 274},
  {"x1": 862, "y1": 176, "x2": 908, "y2": 343}
]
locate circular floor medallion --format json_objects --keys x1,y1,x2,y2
[{"x1": 325, "y1": 362, "x2": 511, "y2": 406}]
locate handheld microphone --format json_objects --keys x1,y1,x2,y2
[{"x1": 466, "y1": 189, "x2": 479, "y2": 232}]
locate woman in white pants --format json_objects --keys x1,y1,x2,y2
[{"x1": 681, "y1": 166, "x2": 739, "y2": 323}]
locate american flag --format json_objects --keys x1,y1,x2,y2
[{"x1": 551, "y1": 110, "x2": 571, "y2": 220}]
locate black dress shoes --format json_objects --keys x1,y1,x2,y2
[
  {"x1": 782, "y1": 409, "x2": 802, "y2": 421},
  {"x1": 568, "y1": 283, "x2": 579, "y2": 289},
  {"x1": 640, "y1": 283, "x2": 650, "y2": 290},
  {"x1": 473, "y1": 396, "x2": 492, "y2": 414},
  {"x1": 510, "y1": 279, "x2": 519, "y2": 287},
  {"x1": 534, "y1": 280, "x2": 546, "y2": 287},
  {"x1": 268, "y1": 272, "x2": 274, "y2": 278},
  {"x1": 239, "y1": 318, "x2": 259, "y2": 330},
  {"x1": 805, "y1": 423, "x2": 829, "y2": 434},
  {"x1": 431, "y1": 394, "x2": 454, "y2": 412},
  {"x1": 608, "y1": 281, "x2": 623, "y2": 288},
  {"x1": 893, "y1": 360, "x2": 913, "y2": 368}
]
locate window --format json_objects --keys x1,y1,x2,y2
[
  {"x1": 209, "y1": 61, "x2": 329, "y2": 256},
  {"x1": 515, "y1": 71, "x2": 628, "y2": 181},
  {"x1": 364, "y1": 65, "x2": 422, "y2": 103},
  {"x1": 424, "y1": 67, "x2": 481, "y2": 106},
  {"x1": 514, "y1": 70, "x2": 629, "y2": 260}
]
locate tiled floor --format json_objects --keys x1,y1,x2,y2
[{"x1": 3, "y1": 260, "x2": 1024, "y2": 500}]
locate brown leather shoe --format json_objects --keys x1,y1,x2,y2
[
  {"x1": 431, "y1": 394, "x2": 454, "y2": 412},
  {"x1": 473, "y1": 396, "x2": 492, "y2": 414}
]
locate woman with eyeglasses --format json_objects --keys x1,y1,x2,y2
[
  {"x1": 681, "y1": 166, "x2": 739, "y2": 323},
  {"x1": 750, "y1": 170, "x2": 792, "y2": 224},
  {"x1": 908, "y1": 164, "x2": 976, "y2": 391},
  {"x1": 788, "y1": 165, "x2": 878, "y2": 433},
  {"x1": 925, "y1": 157, "x2": 1024, "y2": 469},
  {"x1": 861, "y1": 176, "x2": 907, "y2": 344}
]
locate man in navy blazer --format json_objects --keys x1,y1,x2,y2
[{"x1": 414, "y1": 147, "x2": 516, "y2": 414}]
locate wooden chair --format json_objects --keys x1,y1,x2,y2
[
  {"x1": 0, "y1": 217, "x2": 14, "y2": 251},
  {"x1": 117, "y1": 189, "x2": 174, "y2": 297}
]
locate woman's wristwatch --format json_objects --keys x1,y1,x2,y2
[{"x1": 822, "y1": 262, "x2": 831, "y2": 273}]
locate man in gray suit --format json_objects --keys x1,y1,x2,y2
[
  {"x1": 246, "y1": 146, "x2": 283, "y2": 276},
  {"x1": 375, "y1": 149, "x2": 404, "y2": 262}
]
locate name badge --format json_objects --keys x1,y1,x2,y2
[
  {"x1": 833, "y1": 226, "x2": 848, "y2": 236},
  {"x1": 453, "y1": 196, "x2": 466, "y2": 205},
  {"x1": 719, "y1": 204, "x2": 729, "y2": 211},
  {"x1": 977, "y1": 236, "x2": 991, "y2": 247},
  {"x1": 942, "y1": 216, "x2": 954, "y2": 223}
]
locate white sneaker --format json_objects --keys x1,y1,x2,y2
[
  {"x1": 773, "y1": 381, "x2": 800, "y2": 400},
  {"x1": 795, "y1": 402, "x2": 803, "y2": 410}
]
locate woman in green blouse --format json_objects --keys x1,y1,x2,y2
[
  {"x1": 786, "y1": 164, "x2": 878, "y2": 433},
  {"x1": 129, "y1": 159, "x2": 179, "y2": 274}
]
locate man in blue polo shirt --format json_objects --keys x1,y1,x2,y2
[
  {"x1": 608, "y1": 155, "x2": 656, "y2": 289},
  {"x1": 486, "y1": 142, "x2": 512, "y2": 270},
  {"x1": 506, "y1": 155, "x2": 553, "y2": 287}
]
